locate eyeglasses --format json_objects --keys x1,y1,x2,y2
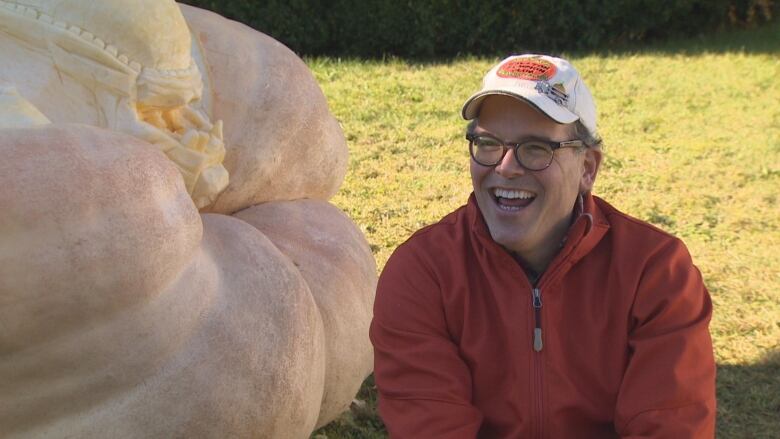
[{"x1": 466, "y1": 133, "x2": 585, "y2": 171}]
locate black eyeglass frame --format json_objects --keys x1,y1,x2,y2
[{"x1": 466, "y1": 132, "x2": 585, "y2": 171}]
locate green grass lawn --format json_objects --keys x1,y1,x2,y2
[{"x1": 308, "y1": 21, "x2": 780, "y2": 439}]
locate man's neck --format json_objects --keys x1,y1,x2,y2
[
  {"x1": 513, "y1": 194, "x2": 584, "y2": 276},
  {"x1": 512, "y1": 234, "x2": 564, "y2": 277}
]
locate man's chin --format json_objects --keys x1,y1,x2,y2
[{"x1": 487, "y1": 227, "x2": 529, "y2": 254}]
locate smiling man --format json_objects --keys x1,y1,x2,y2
[{"x1": 370, "y1": 55, "x2": 716, "y2": 438}]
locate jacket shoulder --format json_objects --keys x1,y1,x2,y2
[
  {"x1": 594, "y1": 196, "x2": 685, "y2": 250},
  {"x1": 380, "y1": 202, "x2": 472, "y2": 281},
  {"x1": 402, "y1": 203, "x2": 470, "y2": 250}
]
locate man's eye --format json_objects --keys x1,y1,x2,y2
[
  {"x1": 476, "y1": 138, "x2": 502, "y2": 150},
  {"x1": 520, "y1": 142, "x2": 551, "y2": 157}
]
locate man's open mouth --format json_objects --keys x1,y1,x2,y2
[{"x1": 492, "y1": 187, "x2": 536, "y2": 211}]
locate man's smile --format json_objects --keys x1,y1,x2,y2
[{"x1": 491, "y1": 187, "x2": 537, "y2": 211}]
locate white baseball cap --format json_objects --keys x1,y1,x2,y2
[{"x1": 462, "y1": 54, "x2": 598, "y2": 137}]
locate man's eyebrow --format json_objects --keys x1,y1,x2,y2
[
  {"x1": 467, "y1": 131, "x2": 567, "y2": 145},
  {"x1": 468, "y1": 127, "x2": 492, "y2": 136}
]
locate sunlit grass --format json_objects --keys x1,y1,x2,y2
[{"x1": 309, "y1": 21, "x2": 780, "y2": 438}]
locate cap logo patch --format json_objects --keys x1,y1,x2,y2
[
  {"x1": 496, "y1": 58, "x2": 557, "y2": 81},
  {"x1": 535, "y1": 81, "x2": 568, "y2": 106}
]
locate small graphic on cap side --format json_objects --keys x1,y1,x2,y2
[
  {"x1": 497, "y1": 58, "x2": 556, "y2": 81},
  {"x1": 535, "y1": 81, "x2": 568, "y2": 106}
]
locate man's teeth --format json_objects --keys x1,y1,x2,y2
[{"x1": 494, "y1": 188, "x2": 535, "y2": 199}]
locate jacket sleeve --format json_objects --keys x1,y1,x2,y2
[
  {"x1": 370, "y1": 243, "x2": 483, "y2": 439},
  {"x1": 615, "y1": 237, "x2": 716, "y2": 438}
]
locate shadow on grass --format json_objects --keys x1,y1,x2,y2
[
  {"x1": 574, "y1": 20, "x2": 780, "y2": 58},
  {"x1": 717, "y1": 349, "x2": 780, "y2": 438},
  {"x1": 308, "y1": 20, "x2": 780, "y2": 68},
  {"x1": 312, "y1": 374, "x2": 387, "y2": 439}
]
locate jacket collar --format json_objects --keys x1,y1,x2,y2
[{"x1": 467, "y1": 192, "x2": 610, "y2": 272}]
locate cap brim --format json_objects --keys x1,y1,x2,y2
[{"x1": 461, "y1": 89, "x2": 579, "y2": 125}]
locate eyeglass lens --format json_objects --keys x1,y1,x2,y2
[{"x1": 470, "y1": 136, "x2": 553, "y2": 170}]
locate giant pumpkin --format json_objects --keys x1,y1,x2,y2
[{"x1": 0, "y1": 1, "x2": 375, "y2": 437}]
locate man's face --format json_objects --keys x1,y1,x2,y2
[{"x1": 470, "y1": 95, "x2": 599, "y2": 265}]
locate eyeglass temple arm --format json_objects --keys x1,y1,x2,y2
[{"x1": 559, "y1": 140, "x2": 584, "y2": 148}]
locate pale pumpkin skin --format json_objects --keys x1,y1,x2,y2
[
  {"x1": 181, "y1": 4, "x2": 349, "y2": 214},
  {"x1": 0, "y1": 3, "x2": 375, "y2": 438},
  {"x1": 236, "y1": 200, "x2": 376, "y2": 428}
]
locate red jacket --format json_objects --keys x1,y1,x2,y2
[{"x1": 370, "y1": 193, "x2": 715, "y2": 438}]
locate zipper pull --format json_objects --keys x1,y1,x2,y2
[
  {"x1": 534, "y1": 328, "x2": 543, "y2": 352},
  {"x1": 532, "y1": 288, "x2": 543, "y2": 352}
]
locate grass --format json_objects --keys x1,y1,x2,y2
[{"x1": 307, "y1": 21, "x2": 780, "y2": 439}]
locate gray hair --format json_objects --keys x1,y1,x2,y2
[{"x1": 572, "y1": 120, "x2": 603, "y2": 150}]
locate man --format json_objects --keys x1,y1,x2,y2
[{"x1": 370, "y1": 54, "x2": 716, "y2": 438}]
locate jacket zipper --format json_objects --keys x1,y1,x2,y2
[
  {"x1": 525, "y1": 208, "x2": 591, "y2": 438},
  {"x1": 532, "y1": 287, "x2": 543, "y2": 352},
  {"x1": 532, "y1": 286, "x2": 544, "y2": 439}
]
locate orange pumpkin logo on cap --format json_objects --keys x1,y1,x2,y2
[{"x1": 497, "y1": 58, "x2": 557, "y2": 81}]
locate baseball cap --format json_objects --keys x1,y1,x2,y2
[{"x1": 461, "y1": 54, "x2": 598, "y2": 137}]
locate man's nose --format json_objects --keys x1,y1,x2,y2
[{"x1": 495, "y1": 148, "x2": 525, "y2": 178}]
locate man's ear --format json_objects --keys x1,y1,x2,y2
[{"x1": 579, "y1": 147, "x2": 602, "y2": 193}]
